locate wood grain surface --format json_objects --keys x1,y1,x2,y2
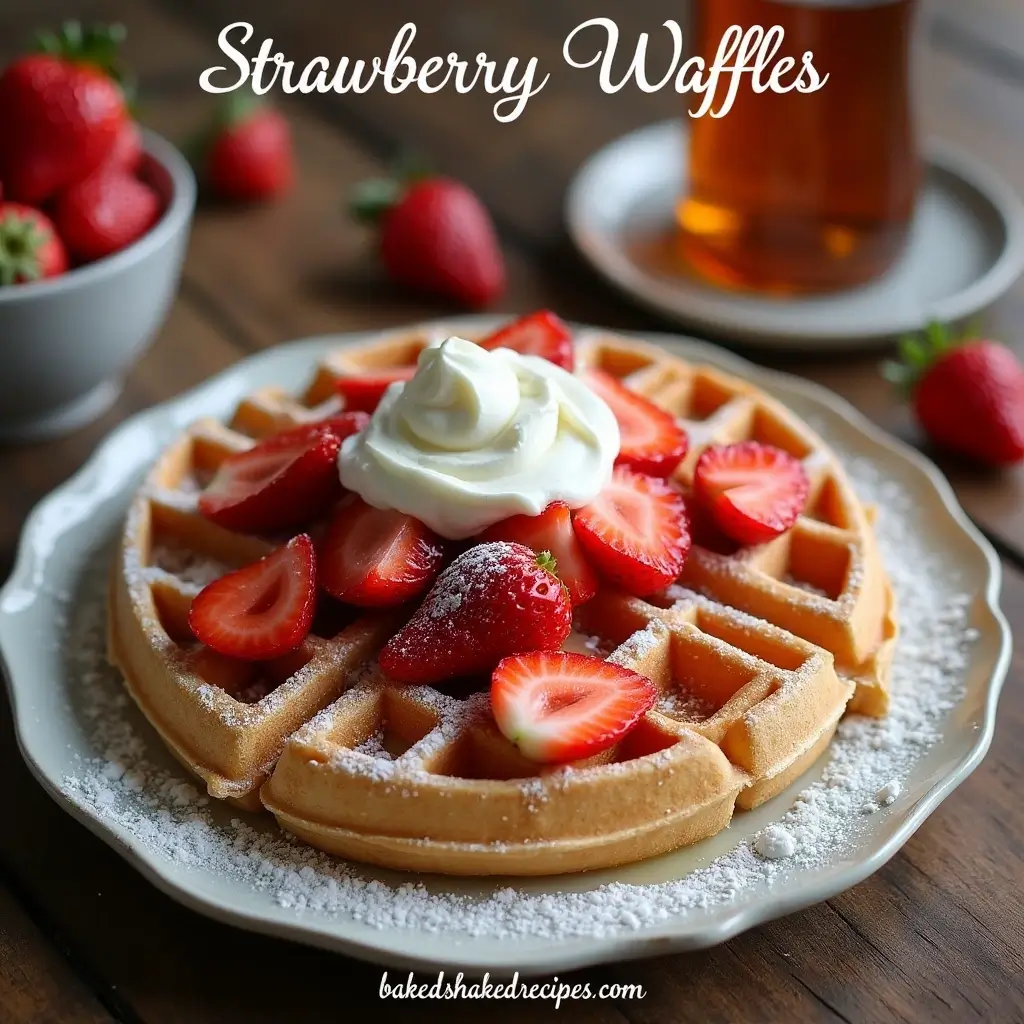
[{"x1": 0, "y1": 2, "x2": 1021, "y2": 1021}]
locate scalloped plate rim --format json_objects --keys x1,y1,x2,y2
[{"x1": 0, "y1": 316, "x2": 1012, "y2": 974}]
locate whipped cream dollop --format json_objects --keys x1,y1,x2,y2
[{"x1": 338, "y1": 336, "x2": 619, "y2": 538}]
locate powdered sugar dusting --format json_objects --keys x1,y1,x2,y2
[
  {"x1": 424, "y1": 543, "x2": 511, "y2": 622},
  {"x1": 753, "y1": 825, "x2": 796, "y2": 860},
  {"x1": 607, "y1": 620, "x2": 667, "y2": 667},
  {"x1": 59, "y1": 456, "x2": 981, "y2": 941},
  {"x1": 657, "y1": 688, "x2": 718, "y2": 722},
  {"x1": 781, "y1": 574, "x2": 831, "y2": 599},
  {"x1": 148, "y1": 543, "x2": 228, "y2": 589}
]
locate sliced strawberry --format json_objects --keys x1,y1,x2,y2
[
  {"x1": 188, "y1": 535, "x2": 317, "y2": 660},
  {"x1": 693, "y1": 442, "x2": 809, "y2": 546},
  {"x1": 573, "y1": 468, "x2": 690, "y2": 596},
  {"x1": 491, "y1": 651, "x2": 657, "y2": 763},
  {"x1": 312, "y1": 413, "x2": 371, "y2": 439},
  {"x1": 479, "y1": 501, "x2": 598, "y2": 605},
  {"x1": 378, "y1": 541, "x2": 571, "y2": 684},
  {"x1": 583, "y1": 369, "x2": 688, "y2": 477},
  {"x1": 477, "y1": 310, "x2": 574, "y2": 370},
  {"x1": 319, "y1": 494, "x2": 445, "y2": 608},
  {"x1": 198, "y1": 414, "x2": 367, "y2": 534},
  {"x1": 335, "y1": 366, "x2": 416, "y2": 413}
]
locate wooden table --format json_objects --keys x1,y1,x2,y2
[{"x1": 2, "y1": 2, "x2": 1022, "y2": 1021}]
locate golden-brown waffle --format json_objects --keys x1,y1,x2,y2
[
  {"x1": 574, "y1": 332, "x2": 898, "y2": 716},
  {"x1": 263, "y1": 593, "x2": 851, "y2": 874},
  {"x1": 109, "y1": 322, "x2": 896, "y2": 874}
]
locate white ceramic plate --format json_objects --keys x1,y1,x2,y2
[
  {"x1": 566, "y1": 121, "x2": 1024, "y2": 349},
  {"x1": 0, "y1": 319, "x2": 1012, "y2": 975}
]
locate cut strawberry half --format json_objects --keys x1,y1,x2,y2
[
  {"x1": 477, "y1": 310, "x2": 574, "y2": 370},
  {"x1": 335, "y1": 365, "x2": 416, "y2": 413},
  {"x1": 491, "y1": 651, "x2": 657, "y2": 763},
  {"x1": 573, "y1": 468, "x2": 690, "y2": 596},
  {"x1": 198, "y1": 414, "x2": 367, "y2": 535},
  {"x1": 319, "y1": 494, "x2": 445, "y2": 607},
  {"x1": 188, "y1": 535, "x2": 317, "y2": 660},
  {"x1": 479, "y1": 501, "x2": 598, "y2": 604},
  {"x1": 583, "y1": 369, "x2": 688, "y2": 477},
  {"x1": 693, "y1": 441, "x2": 809, "y2": 546}
]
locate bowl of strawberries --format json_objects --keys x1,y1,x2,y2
[{"x1": 0, "y1": 23, "x2": 196, "y2": 441}]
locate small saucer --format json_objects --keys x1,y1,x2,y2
[{"x1": 566, "y1": 120, "x2": 1024, "y2": 350}]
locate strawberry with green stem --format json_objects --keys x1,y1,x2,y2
[
  {"x1": 351, "y1": 164, "x2": 505, "y2": 309},
  {"x1": 193, "y1": 91, "x2": 294, "y2": 203},
  {"x1": 883, "y1": 322, "x2": 1024, "y2": 468},
  {"x1": 0, "y1": 21, "x2": 130, "y2": 203},
  {"x1": 0, "y1": 202, "x2": 67, "y2": 285},
  {"x1": 378, "y1": 541, "x2": 571, "y2": 685}
]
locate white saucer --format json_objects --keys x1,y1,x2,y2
[{"x1": 567, "y1": 121, "x2": 1024, "y2": 350}]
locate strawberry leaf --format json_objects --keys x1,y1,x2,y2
[
  {"x1": 925, "y1": 320, "x2": 950, "y2": 352},
  {"x1": 0, "y1": 210, "x2": 47, "y2": 285},
  {"x1": 217, "y1": 88, "x2": 263, "y2": 130},
  {"x1": 535, "y1": 550, "x2": 559, "y2": 578},
  {"x1": 882, "y1": 319, "x2": 981, "y2": 395},
  {"x1": 897, "y1": 333, "x2": 929, "y2": 368},
  {"x1": 349, "y1": 178, "x2": 403, "y2": 225}
]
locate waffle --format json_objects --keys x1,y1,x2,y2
[
  {"x1": 573, "y1": 332, "x2": 898, "y2": 716},
  {"x1": 109, "y1": 322, "x2": 897, "y2": 874}
]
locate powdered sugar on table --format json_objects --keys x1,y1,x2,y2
[{"x1": 60, "y1": 457, "x2": 979, "y2": 941}]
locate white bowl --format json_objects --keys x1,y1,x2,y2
[{"x1": 0, "y1": 129, "x2": 196, "y2": 441}]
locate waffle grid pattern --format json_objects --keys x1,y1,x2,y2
[{"x1": 109, "y1": 325, "x2": 897, "y2": 873}]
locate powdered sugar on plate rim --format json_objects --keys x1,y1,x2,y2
[{"x1": 0, "y1": 323, "x2": 1010, "y2": 972}]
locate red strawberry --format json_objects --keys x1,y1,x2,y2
[
  {"x1": 574, "y1": 468, "x2": 690, "y2": 596},
  {"x1": 201, "y1": 94, "x2": 294, "y2": 202},
  {"x1": 335, "y1": 365, "x2": 416, "y2": 414},
  {"x1": 378, "y1": 541, "x2": 571, "y2": 684},
  {"x1": 188, "y1": 534, "x2": 316, "y2": 660},
  {"x1": 477, "y1": 310, "x2": 574, "y2": 371},
  {"x1": 104, "y1": 119, "x2": 143, "y2": 173},
  {"x1": 0, "y1": 23, "x2": 129, "y2": 203},
  {"x1": 583, "y1": 369, "x2": 689, "y2": 477},
  {"x1": 319, "y1": 494, "x2": 445, "y2": 608},
  {"x1": 884, "y1": 324, "x2": 1024, "y2": 467},
  {"x1": 54, "y1": 168, "x2": 161, "y2": 262},
  {"x1": 479, "y1": 501, "x2": 598, "y2": 605},
  {"x1": 198, "y1": 414, "x2": 367, "y2": 534},
  {"x1": 694, "y1": 442, "x2": 809, "y2": 546},
  {"x1": 491, "y1": 651, "x2": 657, "y2": 763},
  {"x1": 0, "y1": 202, "x2": 68, "y2": 284},
  {"x1": 352, "y1": 174, "x2": 505, "y2": 309}
]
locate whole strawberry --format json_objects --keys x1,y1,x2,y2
[
  {"x1": 198, "y1": 94, "x2": 294, "y2": 202},
  {"x1": 378, "y1": 541, "x2": 570, "y2": 685},
  {"x1": 884, "y1": 323, "x2": 1024, "y2": 467},
  {"x1": 351, "y1": 173, "x2": 505, "y2": 309},
  {"x1": 0, "y1": 22, "x2": 129, "y2": 203},
  {"x1": 54, "y1": 168, "x2": 161, "y2": 262},
  {"x1": 104, "y1": 119, "x2": 143, "y2": 173},
  {"x1": 0, "y1": 202, "x2": 68, "y2": 284}
]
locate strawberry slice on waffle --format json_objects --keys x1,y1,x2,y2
[
  {"x1": 188, "y1": 534, "x2": 317, "y2": 660},
  {"x1": 491, "y1": 651, "x2": 657, "y2": 763},
  {"x1": 198, "y1": 414, "x2": 367, "y2": 534}
]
